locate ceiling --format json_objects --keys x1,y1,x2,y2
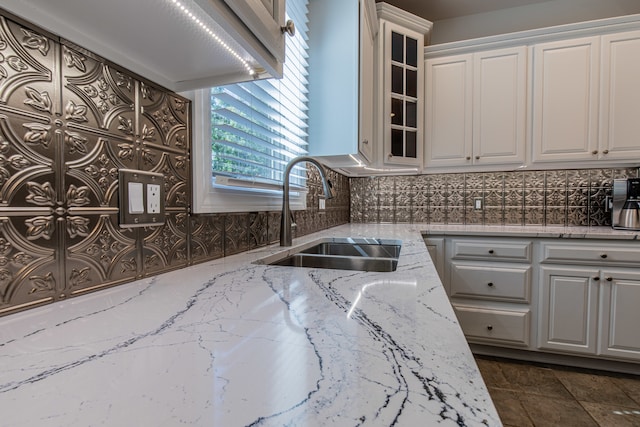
[{"x1": 378, "y1": 0, "x2": 553, "y2": 21}]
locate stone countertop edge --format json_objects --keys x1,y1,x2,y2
[
  {"x1": 0, "y1": 223, "x2": 502, "y2": 427},
  {"x1": 421, "y1": 224, "x2": 640, "y2": 240}
]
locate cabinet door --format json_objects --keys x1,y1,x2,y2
[
  {"x1": 425, "y1": 54, "x2": 473, "y2": 168},
  {"x1": 423, "y1": 237, "x2": 445, "y2": 283},
  {"x1": 358, "y1": 0, "x2": 376, "y2": 162},
  {"x1": 532, "y1": 37, "x2": 600, "y2": 163},
  {"x1": 538, "y1": 266, "x2": 599, "y2": 354},
  {"x1": 382, "y1": 21, "x2": 424, "y2": 167},
  {"x1": 223, "y1": 0, "x2": 286, "y2": 63},
  {"x1": 473, "y1": 47, "x2": 527, "y2": 166},
  {"x1": 599, "y1": 269, "x2": 640, "y2": 360},
  {"x1": 599, "y1": 30, "x2": 640, "y2": 161}
]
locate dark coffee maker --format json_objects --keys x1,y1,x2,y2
[{"x1": 612, "y1": 178, "x2": 640, "y2": 230}]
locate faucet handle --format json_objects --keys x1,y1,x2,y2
[{"x1": 290, "y1": 210, "x2": 297, "y2": 228}]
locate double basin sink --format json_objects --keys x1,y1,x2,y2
[{"x1": 255, "y1": 237, "x2": 402, "y2": 272}]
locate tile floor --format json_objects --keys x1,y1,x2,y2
[{"x1": 475, "y1": 356, "x2": 640, "y2": 427}]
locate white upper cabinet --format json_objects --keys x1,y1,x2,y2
[
  {"x1": 473, "y1": 47, "x2": 527, "y2": 166},
  {"x1": 425, "y1": 46, "x2": 527, "y2": 169},
  {"x1": 222, "y1": 0, "x2": 286, "y2": 63},
  {"x1": 359, "y1": 1, "x2": 377, "y2": 162},
  {"x1": 376, "y1": 4, "x2": 431, "y2": 168},
  {"x1": 425, "y1": 54, "x2": 473, "y2": 168},
  {"x1": 307, "y1": 0, "x2": 378, "y2": 165},
  {"x1": 1, "y1": 0, "x2": 287, "y2": 91},
  {"x1": 599, "y1": 30, "x2": 640, "y2": 161},
  {"x1": 531, "y1": 37, "x2": 601, "y2": 163},
  {"x1": 424, "y1": 14, "x2": 640, "y2": 173}
]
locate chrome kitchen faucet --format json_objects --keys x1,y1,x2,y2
[{"x1": 280, "y1": 156, "x2": 334, "y2": 246}]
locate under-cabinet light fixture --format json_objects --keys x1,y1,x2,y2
[{"x1": 169, "y1": 0, "x2": 256, "y2": 77}]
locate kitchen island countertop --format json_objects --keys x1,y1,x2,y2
[{"x1": 0, "y1": 223, "x2": 500, "y2": 427}]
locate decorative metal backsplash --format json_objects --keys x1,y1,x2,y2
[
  {"x1": 0, "y1": 13, "x2": 190, "y2": 316},
  {"x1": 351, "y1": 168, "x2": 639, "y2": 227},
  {"x1": 0, "y1": 11, "x2": 350, "y2": 317}
]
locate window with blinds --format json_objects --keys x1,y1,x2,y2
[{"x1": 209, "y1": 0, "x2": 309, "y2": 191}]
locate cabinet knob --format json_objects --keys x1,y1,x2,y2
[
  {"x1": 466, "y1": 156, "x2": 471, "y2": 161},
  {"x1": 487, "y1": 282, "x2": 494, "y2": 287},
  {"x1": 475, "y1": 155, "x2": 480, "y2": 160},
  {"x1": 487, "y1": 325, "x2": 493, "y2": 331},
  {"x1": 606, "y1": 277, "x2": 613, "y2": 282},
  {"x1": 592, "y1": 150, "x2": 599, "y2": 155},
  {"x1": 281, "y1": 20, "x2": 296, "y2": 37},
  {"x1": 488, "y1": 249, "x2": 494, "y2": 254},
  {"x1": 593, "y1": 276, "x2": 600, "y2": 281},
  {"x1": 388, "y1": 153, "x2": 393, "y2": 159},
  {"x1": 600, "y1": 254, "x2": 608, "y2": 259},
  {"x1": 603, "y1": 149, "x2": 609, "y2": 154}
]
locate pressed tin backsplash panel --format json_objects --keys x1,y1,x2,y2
[
  {"x1": 350, "y1": 168, "x2": 640, "y2": 226},
  {"x1": 0, "y1": 10, "x2": 349, "y2": 317}
]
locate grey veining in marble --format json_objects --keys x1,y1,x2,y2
[{"x1": 0, "y1": 224, "x2": 500, "y2": 427}]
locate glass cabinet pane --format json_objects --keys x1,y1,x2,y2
[
  {"x1": 406, "y1": 101, "x2": 417, "y2": 127},
  {"x1": 406, "y1": 131, "x2": 417, "y2": 158},
  {"x1": 406, "y1": 37, "x2": 418, "y2": 67},
  {"x1": 392, "y1": 65, "x2": 403, "y2": 94},
  {"x1": 391, "y1": 129, "x2": 403, "y2": 156},
  {"x1": 391, "y1": 98, "x2": 403, "y2": 125},
  {"x1": 406, "y1": 69, "x2": 417, "y2": 98},
  {"x1": 392, "y1": 32, "x2": 403, "y2": 62}
]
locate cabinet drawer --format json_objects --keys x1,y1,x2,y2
[
  {"x1": 453, "y1": 305, "x2": 530, "y2": 346},
  {"x1": 450, "y1": 263, "x2": 531, "y2": 303},
  {"x1": 541, "y1": 243, "x2": 640, "y2": 266},
  {"x1": 450, "y1": 239, "x2": 531, "y2": 262}
]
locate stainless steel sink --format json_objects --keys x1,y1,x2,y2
[
  {"x1": 298, "y1": 241, "x2": 401, "y2": 258},
  {"x1": 256, "y1": 238, "x2": 402, "y2": 272}
]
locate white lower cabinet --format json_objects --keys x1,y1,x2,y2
[
  {"x1": 539, "y1": 265, "x2": 640, "y2": 361},
  {"x1": 538, "y1": 266, "x2": 600, "y2": 354},
  {"x1": 453, "y1": 305, "x2": 530, "y2": 346},
  {"x1": 426, "y1": 233, "x2": 640, "y2": 366},
  {"x1": 600, "y1": 270, "x2": 640, "y2": 359},
  {"x1": 443, "y1": 237, "x2": 534, "y2": 349}
]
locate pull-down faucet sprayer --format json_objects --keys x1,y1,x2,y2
[{"x1": 280, "y1": 156, "x2": 334, "y2": 246}]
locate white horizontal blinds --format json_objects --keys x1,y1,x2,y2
[{"x1": 210, "y1": 0, "x2": 309, "y2": 189}]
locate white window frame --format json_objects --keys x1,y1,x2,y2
[{"x1": 190, "y1": 89, "x2": 307, "y2": 213}]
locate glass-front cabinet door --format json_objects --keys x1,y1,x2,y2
[
  {"x1": 390, "y1": 29, "x2": 419, "y2": 162},
  {"x1": 377, "y1": 5, "x2": 430, "y2": 167}
]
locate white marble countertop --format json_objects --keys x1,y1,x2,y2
[{"x1": 0, "y1": 223, "x2": 500, "y2": 427}]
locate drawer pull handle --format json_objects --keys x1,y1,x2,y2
[
  {"x1": 606, "y1": 277, "x2": 613, "y2": 282},
  {"x1": 487, "y1": 282, "x2": 494, "y2": 287},
  {"x1": 488, "y1": 249, "x2": 494, "y2": 254},
  {"x1": 600, "y1": 254, "x2": 608, "y2": 259},
  {"x1": 593, "y1": 276, "x2": 600, "y2": 281},
  {"x1": 487, "y1": 325, "x2": 493, "y2": 331}
]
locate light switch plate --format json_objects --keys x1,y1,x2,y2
[{"x1": 118, "y1": 169, "x2": 165, "y2": 228}]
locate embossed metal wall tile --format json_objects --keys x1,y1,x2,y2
[
  {"x1": 190, "y1": 214, "x2": 224, "y2": 263},
  {"x1": 224, "y1": 213, "x2": 248, "y2": 256},
  {"x1": 352, "y1": 167, "x2": 628, "y2": 228},
  {"x1": 267, "y1": 211, "x2": 281, "y2": 244}
]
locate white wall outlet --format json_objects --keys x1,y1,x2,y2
[
  {"x1": 474, "y1": 197, "x2": 483, "y2": 210},
  {"x1": 147, "y1": 183, "x2": 161, "y2": 214}
]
